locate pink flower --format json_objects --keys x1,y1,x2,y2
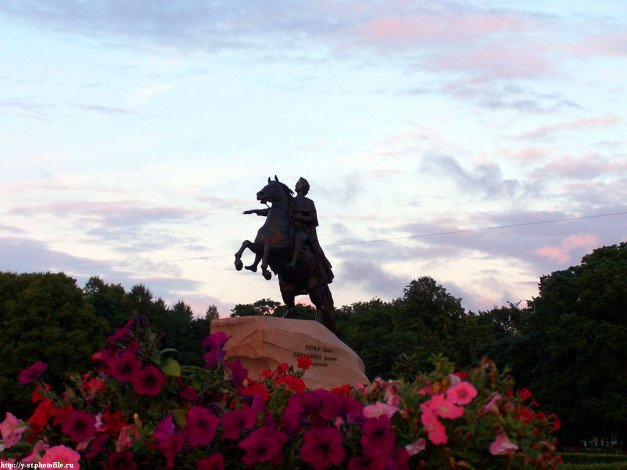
[
  {"x1": 446, "y1": 381, "x2": 477, "y2": 405},
  {"x1": 300, "y1": 427, "x2": 346, "y2": 470},
  {"x1": 107, "y1": 451, "x2": 136, "y2": 470},
  {"x1": 109, "y1": 351, "x2": 142, "y2": 383},
  {"x1": 238, "y1": 426, "x2": 288, "y2": 466},
  {"x1": 405, "y1": 438, "x2": 426, "y2": 456},
  {"x1": 116, "y1": 425, "x2": 137, "y2": 451},
  {"x1": 18, "y1": 360, "x2": 48, "y2": 385},
  {"x1": 220, "y1": 408, "x2": 257, "y2": 440},
  {"x1": 0, "y1": 412, "x2": 28, "y2": 449},
  {"x1": 158, "y1": 431, "x2": 184, "y2": 469},
  {"x1": 39, "y1": 445, "x2": 81, "y2": 469},
  {"x1": 363, "y1": 402, "x2": 399, "y2": 419},
  {"x1": 197, "y1": 453, "x2": 224, "y2": 470},
  {"x1": 132, "y1": 364, "x2": 165, "y2": 396},
  {"x1": 62, "y1": 410, "x2": 97, "y2": 442},
  {"x1": 489, "y1": 431, "x2": 519, "y2": 455},
  {"x1": 427, "y1": 394, "x2": 464, "y2": 419},
  {"x1": 360, "y1": 415, "x2": 395, "y2": 459},
  {"x1": 420, "y1": 405, "x2": 447, "y2": 445},
  {"x1": 184, "y1": 406, "x2": 219, "y2": 447},
  {"x1": 22, "y1": 440, "x2": 50, "y2": 463},
  {"x1": 483, "y1": 393, "x2": 502, "y2": 415}
]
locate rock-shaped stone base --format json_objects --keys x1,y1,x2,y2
[{"x1": 211, "y1": 316, "x2": 369, "y2": 390}]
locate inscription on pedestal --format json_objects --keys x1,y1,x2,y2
[{"x1": 293, "y1": 345, "x2": 339, "y2": 368}]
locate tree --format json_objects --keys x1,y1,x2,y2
[
  {"x1": 205, "y1": 304, "x2": 219, "y2": 320},
  {"x1": 0, "y1": 272, "x2": 108, "y2": 417},
  {"x1": 482, "y1": 243, "x2": 627, "y2": 448}
]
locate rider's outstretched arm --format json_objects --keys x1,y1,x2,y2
[{"x1": 243, "y1": 208, "x2": 270, "y2": 216}]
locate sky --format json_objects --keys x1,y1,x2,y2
[{"x1": 1, "y1": 0, "x2": 626, "y2": 317}]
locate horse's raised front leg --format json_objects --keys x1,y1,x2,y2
[
  {"x1": 261, "y1": 241, "x2": 272, "y2": 280},
  {"x1": 234, "y1": 240, "x2": 253, "y2": 271},
  {"x1": 245, "y1": 253, "x2": 261, "y2": 272}
]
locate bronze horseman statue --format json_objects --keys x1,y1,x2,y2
[{"x1": 234, "y1": 176, "x2": 339, "y2": 336}]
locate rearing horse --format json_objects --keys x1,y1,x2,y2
[{"x1": 234, "y1": 177, "x2": 340, "y2": 336}]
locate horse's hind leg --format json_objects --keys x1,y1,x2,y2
[
  {"x1": 309, "y1": 285, "x2": 341, "y2": 337},
  {"x1": 234, "y1": 240, "x2": 253, "y2": 271},
  {"x1": 280, "y1": 281, "x2": 297, "y2": 318},
  {"x1": 261, "y1": 242, "x2": 272, "y2": 280}
]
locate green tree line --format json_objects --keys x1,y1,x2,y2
[{"x1": 1, "y1": 242, "x2": 625, "y2": 449}]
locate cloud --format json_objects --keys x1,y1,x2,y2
[
  {"x1": 534, "y1": 155, "x2": 627, "y2": 180},
  {"x1": 75, "y1": 104, "x2": 138, "y2": 116},
  {"x1": 419, "y1": 154, "x2": 524, "y2": 199},
  {"x1": 518, "y1": 115, "x2": 620, "y2": 140},
  {"x1": 0, "y1": 236, "x2": 215, "y2": 315},
  {"x1": 338, "y1": 259, "x2": 409, "y2": 300},
  {"x1": 534, "y1": 234, "x2": 601, "y2": 264}
]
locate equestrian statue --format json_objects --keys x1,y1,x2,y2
[{"x1": 234, "y1": 176, "x2": 339, "y2": 336}]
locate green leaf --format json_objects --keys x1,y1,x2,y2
[{"x1": 161, "y1": 357, "x2": 181, "y2": 377}]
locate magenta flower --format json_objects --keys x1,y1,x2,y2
[
  {"x1": 489, "y1": 431, "x2": 518, "y2": 455},
  {"x1": 39, "y1": 445, "x2": 81, "y2": 468},
  {"x1": 202, "y1": 332, "x2": 229, "y2": 368},
  {"x1": 300, "y1": 427, "x2": 346, "y2": 470},
  {"x1": 225, "y1": 360, "x2": 248, "y2": 393},
  {"x1": 389, "y1": 447, "x2": 411, "y2": 470},
  {"x1": 184, "y1": 406, "x2": 219, "y2": 447},
  {"x1": 284, "y1": 390, "x2": 327, "y2": 432},
  {"x1": 109, "y1": 319, "x2": 135, "y2": 342},
  {"x1": 347, "y1": 455, "x2": 387, "y2": 470},
  {"x1": 85, "y1": 432, "x2": 110, "y2": 459},
  {"x1": 360, "y1": 415, "x2": 395, "y2": 460},
  {"x1": 158, "y1": 431, "x2": 184, "y2": 469},
  {"x1": 220, "y1": 408, "x2": 258, "y2": 440},
  {"x1": 62, "y1": 409, "x2": 97, "y2": 442},
  {"x1": 238, "y1": 426, "x2": 288, "y2": 466},
  {"x1": 107, "y1": 451, "x2": 137, "y2": 470},
  {"x1": 197, "y1": 453, "x2": 224, "y2": 470},
  {"x1": 0, "y1": 412, "x2": 28, "y2": 449},
  {"x1": 320, "y1": 393, "x2": 364, "y2": 424},
  {"x1": 154, "y1": 415, "x2": 175, "y2": 443},
  {"x1": 133, "y1": 364, "x2": 165, "y2": 396},
  {"x1": 109, "y1": 351, "x2": 142, "y2": 383},
  {"x1": 18, "y1": 360, "x2": 48, "y2": 385},
  {"x1": 446, "y1": 381, "x2": 477, "y2": 405}
]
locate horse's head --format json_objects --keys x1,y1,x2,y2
[{"x1": 257, "y1": 176, "x2": 294, "y2": 205}]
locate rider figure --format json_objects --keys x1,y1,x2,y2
[{"x1": 287, "y1": 178, "x2": 334, "y2": 284}]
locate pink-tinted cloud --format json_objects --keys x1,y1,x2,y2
[
  {"x1": 358, "y1": 5, "x2": 526, "y2": 49},
  {"x1": 568, "y1": 31, "x2": 627, "y2": 58},
  {"x1": 535, "y1": 155, "x2": 627, "y2": 179},
  {"x1": 534, "y1": 234, "x2": 601, "y2": 264},
  {"x1": 519, "y1": 115, "x2": 620, "y2": 140}
]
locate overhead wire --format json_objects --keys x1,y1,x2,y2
[{"x1": 71, "y1": 210, "x2": 627, "y2": 271}]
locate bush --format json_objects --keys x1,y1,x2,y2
[{"x1": 1, "y1": 318, "x2": 561, "y2": 469}]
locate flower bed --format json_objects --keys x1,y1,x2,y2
[{"x1": 1, "y1": 318, "x2": 561, "y2": 469}]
